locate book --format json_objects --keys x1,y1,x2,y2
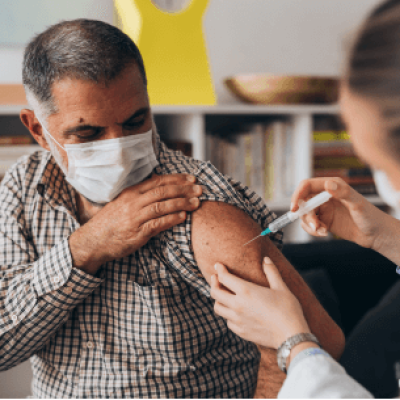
[
  {"x1": 206, "y1": 120, "x2": 295, "y2": 203},
  {"x1": 164, "y1": 139, "x2": 192, "y2": 157},
  {"x1": 0, "y1": 136, "x2": 34, "y2": 145}
]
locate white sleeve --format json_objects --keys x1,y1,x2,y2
[{"x1": 278, "y1": 352, "x2": 374, "y2": 399}]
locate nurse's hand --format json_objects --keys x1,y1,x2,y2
[
  {"x1": 291, "y1": 177, "x2": 390, "y2": 249},
  {"x1": 210, "y1": 257, "x2": 311, "y2": 350}
]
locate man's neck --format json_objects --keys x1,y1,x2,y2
[{"x1": 76, "y1": 192, "x2": 104, "y2": 225}]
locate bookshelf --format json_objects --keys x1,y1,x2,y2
[{"x1": 0, "y1": 103, "x2": 386, "y2": 243}]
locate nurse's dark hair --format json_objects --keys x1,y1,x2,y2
[
  {"x1": 347, "y1": 0, "x2": 400, "y2": 155},
  {"x1": 22, "y1": 19, "x2": 147, "y2": 116}
]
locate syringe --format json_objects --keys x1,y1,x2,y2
[{"x1": 243, "y1": 191, "x2": 332, "y2": 246}]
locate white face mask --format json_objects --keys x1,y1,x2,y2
[
  {"x1": 39, "y1": 119, "x2": 159, "y2": 204},
  {"x1": 372, "y1": 169, "x2": 400, "y2": 210}
]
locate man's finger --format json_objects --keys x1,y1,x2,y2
[
  {"x1": 138, "y1": 197, "x2": 200, "y2": 224},
  {"x1": 214, "y1": 301, "x2": 238, "y2": 322},
  {"x1": 262, "y1": 257, "x2": 288, "y2": 291},
  {"x1": 140, "y1": 183, "x2": 202, "y2": 207},
  {"x1": 210, "y1": 278, "x2": 236, "y2": 307},
  {"x1": 141, "y1": 211, "x2": 187, "y2": 238},
  {"x1": 137, "y1": 173, "x2": 197, "y2": 194},
  {"x1": 214, "y1": 262, "x2": 246, "y2": 295}
]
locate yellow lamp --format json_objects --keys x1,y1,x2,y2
[{"x1": 114, "y1": 0, "x2": 216, "y2": 105}]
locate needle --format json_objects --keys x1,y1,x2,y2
[{"x1": 243, "y1": 234, "x2": 263, "y2": 246}]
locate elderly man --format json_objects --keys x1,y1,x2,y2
[{"x1": 0, "y1": 19, "x2": 344, "y2": 398}]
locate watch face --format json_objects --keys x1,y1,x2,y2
[{"x1": 151, "y1": 0, "x2": 192, "y2": 12}]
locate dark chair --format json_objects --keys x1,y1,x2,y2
[{"x1": 282, "y1": 240, "x2": 397, "y2": 336}]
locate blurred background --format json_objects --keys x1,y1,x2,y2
[{"x1": 0, "y1": 0, "x2": 386, "y2": 397}]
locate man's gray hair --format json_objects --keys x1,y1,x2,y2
[{"x1": 22, "y1": 19, "x2": 147, "y2": 121}]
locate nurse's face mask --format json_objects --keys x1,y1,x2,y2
[
  {"x1": 39, "y1": 119, "x2": 159, "y2": 204},
  {"x1": 372, "y1": 169, "x2": 400, "y2": 211}
]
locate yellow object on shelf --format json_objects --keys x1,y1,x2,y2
[{"x1": 114, "y1": 0, "x2": 216, "y2": 105}]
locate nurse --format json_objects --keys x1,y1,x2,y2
[{"x1": 211, "y1": 0, "x2": 400, "y2": 397}]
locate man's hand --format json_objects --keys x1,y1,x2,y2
[{"x1": 69, "y1": 173, "x2": 202, "y2": 275}]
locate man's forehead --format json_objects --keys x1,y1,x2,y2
[{"x1": 49, "y1": 66, "x2": 149, "y2": 124}]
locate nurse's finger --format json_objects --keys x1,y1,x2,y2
[
  {"x1": 300, "y1": 219, "x2": 322, "y2": 237},
  {"x1": 300, "y1": 219, "x2": 329, "y2": 236},
  {"x1": 214, "y1": 262, "x2": 246, "y2": 295},
  {"x1": 323, "y1": 178, "x2": 364, "y2": 208},
  {"x1": 136, "y1": 173, "x2": 197, "y2": 194},
  {"x1": 300, "y1": 209, "x2": 321, "y2": 232},
  {"x1": 291, "y1": 178, "x2": 336, "y2": 212}
]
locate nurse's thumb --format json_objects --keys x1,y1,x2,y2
[
  {"x1": 324, "y1": 178, "x2": 360, "y2": 203},
  {"x1": 263, "y1": 257, "x2": 287, "y2": 291}
]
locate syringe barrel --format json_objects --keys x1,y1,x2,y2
[{"x1": 268, "y1": 211, "x2": 298, "y2": 232}]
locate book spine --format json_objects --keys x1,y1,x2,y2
[
  {"x1": 314, "y1": 156, "x2": 366, "y2": 169},
  {"x1": 272, "y1": 121, "x2": 285, "y2": 200},
  {"x1": 250, "y1": 124, "x2": 265, "y2": 197},
  {"x1": 244, "y1": 133, "x2": 252, "y2": 188},
  {"x1": 0, "y1": 136, "x2": 33, "y2": 145},
  {"x1": 264, "y1": 125, "x2": 274, "y2": 201},
  {"x1": 284, "y1": 122, "x2": 295, "y2": 197},
  {"x1": 236, "y1": 133, "x2": 247, "y2": 185}
]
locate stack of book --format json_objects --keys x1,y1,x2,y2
[
  {"x1": 206, "y1": 121, "x2": 294, "y2": 201},
  {"x1": 313, "y1": 130, "x2": 376, "y2": 195}
]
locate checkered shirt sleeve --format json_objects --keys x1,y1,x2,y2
[
  {"x1": 158, "y1": 142, "x2": 284, "y2": 298},
  {"x1": 0, "y1": 162, "x2": 102, "y2": 371}
]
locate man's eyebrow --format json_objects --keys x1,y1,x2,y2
[
  {"x1": 63, "y1": 107, "x2": 150, "y2": 135},
  {"x1": 117, "y1": 107, "x2": 149, "y2": 126},
  {"x1": 64, "y1": 124, "x2": 103, "y2": 134}
]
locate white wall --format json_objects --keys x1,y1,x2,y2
[
  {"x1": 0, "y1": 0, "x2": 384, "y2": 398},
  {"x1": 205, "y1": 0, "x2": 382, "y2": 103}
]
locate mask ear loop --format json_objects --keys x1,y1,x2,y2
[{"x1": 37, "y1": 117, "x2": 69, "y2": 175}]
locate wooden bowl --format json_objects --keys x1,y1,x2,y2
[{"x1": 224, "y1": 75, "x2": 339, "y2": 105}]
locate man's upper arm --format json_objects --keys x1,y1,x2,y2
[{"x1": 191, "y1": 201, "x2": 345, "y2": 359}]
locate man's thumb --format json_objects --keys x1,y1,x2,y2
[{"x1": 263, "y1": 257, "x2": 286, "y2": 290}]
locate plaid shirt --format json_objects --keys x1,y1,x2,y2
[{"x1": 0, "y1": 133, "x2": 283, "y2": 398}]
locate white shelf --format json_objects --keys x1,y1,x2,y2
[
  {"x1": 154, "y1": 104, "x2": 341, "y2": 115},
  {"x1": 0, "y1": 103, "x2": 341, "y2": 116}
]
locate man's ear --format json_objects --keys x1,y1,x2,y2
[{"x1": 20, "y1": 109, "x2": 50, "y2": 151}]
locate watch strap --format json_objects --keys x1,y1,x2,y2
[{"x1": 277, "y1": 332, "x2": 320, "y2": 373}]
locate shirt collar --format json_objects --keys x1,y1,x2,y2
[{"x1": 35, "y1": 150, "x2": 77, "y2": 215}]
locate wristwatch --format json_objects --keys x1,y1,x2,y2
[{"x1": 277, "y1": 332, "x2": 320, "y2": 373}]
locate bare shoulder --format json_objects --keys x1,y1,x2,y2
[{"x1": 191, "y1": 200, "x2": 275, "y2": 287}]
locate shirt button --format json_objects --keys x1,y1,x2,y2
[
  {"x1": 11, "y1": 314, "x2": 17, "y2": 321},
  {"x1": 53, "y1": 276, "x2": 60, "y2": 284},
  {"x1": 86, "y1": 341, "x2": 94, "y2": 349},
  {"x1": 64, "y1": 286, "x2": 73, "y2": 294}
]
